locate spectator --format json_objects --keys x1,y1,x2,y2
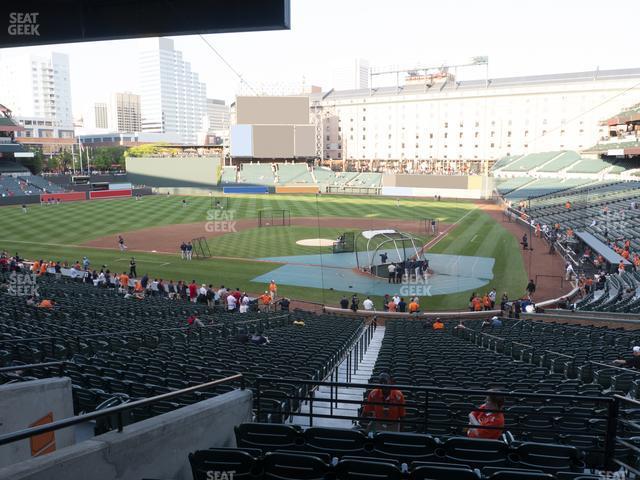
[
  {"x1": 239, "y1": 293, "x2": 251, "y2": 313},
  {"x1": 227, "y1": 292, "x2": 237, "y2": 311},
  {"x1": 383, "y1": 294, "x2": 390, "y2": 311},
  {"x1": 37, "y1": 299, "x2": 55, "y2": 309},
  {"x1": 187, "y1": 314, "x2": 204, "y2": 329},
  {"x1": 432, "y1": 318, "x2": 444, "y2": 330},
  {"x1": 387, "y1": 263, "x2": 396, "y2": 283},
  {"x1": 340, "y1": 296, "x2": 349, "y2": 309},
  {"x1": 363, "y1": 296, "x2": 374, "y2": 311},
  {"x1": 488, "y1": 288, "x2": 497, "y2": 309},
  {"x1": 198, "y1": 283, "x2": 208, "y2": 304},
  {"x1": 397, "y1": 297, "x2": 407, "y2": 313},
  {"x1": 269, "y1": 279, "x2": 278, "y2": 300},
  {"x1": 408, "y1": 298, "x2": 420, "y2": 314},
  {"x1": 250, "y1": 332, "x2": 270, "y2": 345},
  {"x1": 362, "y1": 373, "x2": 405, "y2": 433},
  {"x1": 350, "y1": 294, "x2": 359, "y2": 312},
  {"x1": 279, "y1": 297, "x2": 290, "y2": 312},
  {"x1": 500, "y1": 292, "x2": 509, "y2": 312},
  {"x1": 259, "y1": 291, "x2": 272, "y2": 312},
  {"x1": 188, "y1": 280, "x2": 198, "y2": 303},
  {"x1": 613, "y1": 346, "x2": 640, "y2": 369},
  {"x1": 467, "y1": 392, "x2": 505, "y2": 439}
]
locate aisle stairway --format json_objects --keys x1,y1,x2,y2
[{"x1": 292, "y1": 325, "x2": 386, "y2": 428}]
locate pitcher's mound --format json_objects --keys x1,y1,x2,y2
[{"x1": 296, "y1": 238, "x2": 335, "y2": 247}]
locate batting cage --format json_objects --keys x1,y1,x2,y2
[
  {"x1": 258, "y1": 209, "x2": 291, "y2": 227},
  {"x1": 421, "y1": 218, "x2": 439, "y2": 236},
  {"x1": 210, "y1": 196, "x2": 230, "y2": 210},
  {"x1": 191, "y1": 237, "x2": 212, "y2": 259},
  {"x1": 332, "y1": 231, "x2": 357, "y2": 254}
]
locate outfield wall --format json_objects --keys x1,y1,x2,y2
[
  {"x1": 125, "y1": 156, "x2": 221, "y2": 188},
  {"x1": 381, "y1": 174, "x2": 493, "y2": 199}
]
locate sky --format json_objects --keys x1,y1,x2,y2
[{"x1": 0, "y1": 0, "x2": 639, "y2": 118}]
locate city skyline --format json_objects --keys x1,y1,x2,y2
[{"x1": 0, "y1": 0, "x2": 638, "y2": 121}]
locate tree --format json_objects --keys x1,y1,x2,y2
[
  {"x1": 88, "y1": 146, "x2": 126, "y2": 171},
  {"x1": 126, "y1": 143, "x2": 180, "y2": 157},
  {"x1": 19, "y1": 149, "x2": 44, "y2": 174}
]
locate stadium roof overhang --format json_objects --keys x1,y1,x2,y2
[{"x1": 0, "y1": 0, "x2": 290, "y2": 47}]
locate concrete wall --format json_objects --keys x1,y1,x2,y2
[
  {"x1": 380, "y1": 174, "x2": 493, "y2": 199},
  {"x1": 125, "y1": 156, "x2": 221, "y2": 188},
  {"x1": 0, "y1": 378, "x2": 74, "y2": 468},
  {"x1": 0, "y1": 389, "x2": 253, "y2": 480}
]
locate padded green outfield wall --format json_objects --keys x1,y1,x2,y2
[{"x1": 125, "y1": 155, "x2": 221, "y2": 188}]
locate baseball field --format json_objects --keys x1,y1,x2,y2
[{"x1": 0, "y1": 194, "x2": 529, "y2": 310}]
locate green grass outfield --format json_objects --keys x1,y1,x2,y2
[{"x1": 0, "y1": 194, "x2": 527, "y2": 310}]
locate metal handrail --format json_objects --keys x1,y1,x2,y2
[{"x1": 0, "y1": 373, "x2": 244, "y2": 447}]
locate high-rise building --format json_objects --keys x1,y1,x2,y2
[
  {"x1": 139, "y1": 38, "x2": 207, "y2": 144},
  {"x1": 94, "y1": 102, "x2": 109, "y2": 129},
  {"x1": 111, "y1": 92, "x2": 141, "y2": 133},
  {"x1": 206, "y1": 99, "x2": 230, "y2": 133},
  {"x1": 331, "y1": 59, "x2": 370, "y2": 91},
  {"x1": 0, "y1": 51, "x2": 73, "y2": 128}
]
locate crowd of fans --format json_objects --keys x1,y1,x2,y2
[{"x1": 0, "y1": 250, "x2": 292, "y2": 317}]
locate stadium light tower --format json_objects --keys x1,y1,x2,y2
[{"x1": 368, "y1": 56, "x2": 489, "y2": 94}]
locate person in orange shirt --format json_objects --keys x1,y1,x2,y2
[
  {"x1": 565, "y1": 201, "x2": 571, "y2": 210},
  {"x1": 432, "y1": 318, "x2": 444, "y2": 330},
  {"x1": 473, "y1": 295, "x2": 483, "y2": 311},
  {"x1": 408, "y1": 299, "x2": 419, "y2": 314},
  {"x1": 37, "y1": 299, "x2": 55, "y2": 309},
  {"x1": 363, "y1": 373, "x2": 405, "y2": 432},
  {"x1": 133, "y1": 280, "x2": 144, "y2": 293},
  {"x1": 387, "y1": 300, "x2": 397, "y2": 312},
  {"x1": 467, "y1": 393, "x2": 505, "y2": 440},
  {"x1": 622, "y1": 249, "x2": 630, "y2": 260},
  {"x1": 39, "y1": 262, "x2": 48, "y2": 276},
  {"x1": 619, "y1": 261, "x2": 626, "y2": 274},
  {"x1": 259, "y1": 291, "x2": 272, "y2": 312},
  {"x1": 32, "y1": 259, "x2": 40, "y2": 274},
  {"x1": 483, "y1": 294, "x2": 492, "y2": 311},
  {"x1": 119, "y1": 272, "x2": 130, "y2": 291},
  {"x1": 268, "y1": 280, "x2": 277, "y2": 300}
]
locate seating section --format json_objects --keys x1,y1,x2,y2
[
  {"x1": 0, "y1": 160, "x2": 30, "y2": 174},
  {"x1": 277, "y1": 163, "x2": 314, "y2": 184},
  {"x1": 504, "y1": 179, "x2": 592, "y2": 201},
  {"x1": 536, "y1": 152, "x2": 581, "y2": 173},
  {"x1": 0, "y1": 272, "x2": 362, "y2": 424},
  {"x1": 347, "y1": 172, "x2": 383, "y2": 188},
  {"x1": 19, "y1": 175, "x2": 65, "y2": 194},
  {"x1": 238, "y1": 164, "x2": 276, "y2": 185},
  {"x1": 500, "y1": 152, "x2": 564, "y2": 173},
  {"x1": 491, "y1": 155, "x2": 523, "y2": 172},
  {"x1": 187, "y1": 424, "x2": 591, "y2": 479},
  {"x1": 220, "y1": 166, "x2": 238, "y2": 183},
  {"x1": 565, "y1": 159, "x2": 613, "y2": 174},
  {"x1": 495, "y1": 178, "x2": 534, "y2": 196}
]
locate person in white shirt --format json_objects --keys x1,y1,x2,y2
[
  {"x1": 363, "y1": 297, "x2": 374, "y2": 311},
  {"x1": 488, "y1": 289, "x2": 497, "y2": 309},
  {"x1": 392, "y1": 294, "x2": 401, "y2": 305},
  {"x1": 227, "y1": 294, "x2": 237, "y2": 311},
  {"x1": 198, "y1": 284, "x2": 207, "y2": 297},
  {"x1": 239, "y1": 295, "x2": 250, "y2": 313}
]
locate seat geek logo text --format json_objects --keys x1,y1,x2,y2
[{"x1": 8, "y1": 12, "x2": 40, "y2": 36}]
